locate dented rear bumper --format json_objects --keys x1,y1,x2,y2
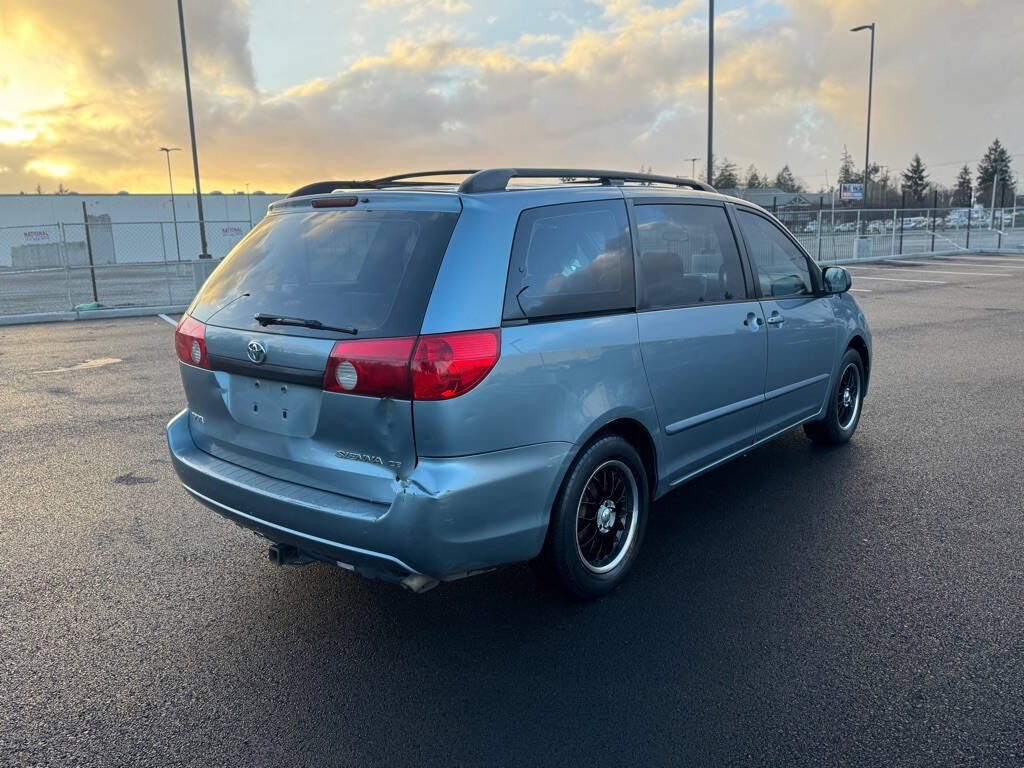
[{"x1": 166, "y1": 409, "x2": 570, "y2": 584}]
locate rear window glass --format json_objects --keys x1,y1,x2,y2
[
  {"x1": 503, "y1": 200, "x2": 634, "y2": 321},
  {"x1": 191, "y1": 209, "x2": 459, "y2": 338}
]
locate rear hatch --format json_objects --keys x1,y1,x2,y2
[{"x1": 180, "y1": 192, "x2": 461, "y2": 504}]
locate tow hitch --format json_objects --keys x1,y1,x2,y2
[{"x1": 267, "y1": 543, "x2": 314, "y2": 566}]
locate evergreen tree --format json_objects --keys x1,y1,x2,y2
[
  {"x1": 952, "y1": 165, "x2": 973, "y2": 207},
  {"x1": 976, "y1": 138, "x2": 1015, "y2": 205},
  {"x1": 774, "y1": 164, "x2": 802, "y2": 193},
  {"x1": 901, "y1": 154, "x2": 929, "y2": 203},
  {"x1": 744, "y1": 165, "x2": 763, "y2": 188},
  {"x1": 713, "y1": 157, "x2": 740, "y2": 189},
  {"x1": 838, "y1": 146, "x2": 858, "y2": 184}
]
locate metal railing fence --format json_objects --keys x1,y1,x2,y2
[
  {"x1": 0, "y1": 220, "x2": 251, "y2": 316},
  {"x1": 774, "y1": 206, "x2": 1022, "y2": 263},
  {"x1": 1, "y1": 208, "x2": 1022, "y2": 317}
]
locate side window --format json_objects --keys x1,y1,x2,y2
[
  {"x1": 736, "y1": 210, "x2": 814, "y2": 297},
  {"x1": 634, "y1": 204, "x2": 747, "y2": 309},
  {"x1": 503, "y1": 200, "x2": 634, "y2": 320}
]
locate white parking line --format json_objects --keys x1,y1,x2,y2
[
  {"x1": 930, "y1": 260, "x2": 1024, "y2": 269},
  {"x1": 931, "y1": 254, "x2": 1024, "y2": 263},
  {"x1": 846, "y1": 266, "x2": 1010, "y2": 277},
  {"x1": 36, "y1": 357, "x2": 122, "y2": 374},
  {"x1": 850, "y1": 288, "x2": 872, "y2": 293},
  {"x1": 158, "y1": 313, "x2": 177, "y2": 326},
  {"x1": 851, "y1": 275, "x2": 946, "y2": 284},
  {"x1": 887, "y1": 260, "x2": 1024, "y2": 270}
]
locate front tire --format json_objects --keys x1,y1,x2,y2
[
  {"x1": 535, "y1": 435, "x2": 648, "y2": 599},
  {"x1": 804, "y1": 348, "x2": 865, "y2": 445}
]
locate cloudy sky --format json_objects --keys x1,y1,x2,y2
[{"x1": 1, "y1": 0, "x2": 1021, "y2": 194}]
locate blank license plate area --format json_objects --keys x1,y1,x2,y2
[{"x1": 225, "y1": 375, "x2": 320, "y2": 437}]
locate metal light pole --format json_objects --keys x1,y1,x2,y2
[
  {"x1": 990, "y1": 164, "x2": 1002, "y2": 229},
  {"x1": 176, "y1": 0, "x2": 210, "y2": 258},
  {"x1": 707, "y1": 0, "x2": 714, "y2": 185},
  {"x1": 159, "y1": 147, "x2": 183, "y2": 264},
  {"x1": 851, "y1": 24, "x2": 876, "y2": 210},
  {"x1": 877, "y1": 164, "x2": 890, "y2": 208},
  {"x1": 685, "y1": 157, "x2": 700, "y2": 178}
]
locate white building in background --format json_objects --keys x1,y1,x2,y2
[{"x1": 0, "y1": 192, "x2": 284, "y2": 268}]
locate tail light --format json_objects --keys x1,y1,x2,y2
[
  {"x1": 323, "y1": 329, "x2": 500, "y2": 400},
  {"x1": 174, "y1": 315, "x2": 209, "y2": 368},
  {"x1": 324, "y1": 337, "x2": 416, "y2": 397},
  {"x1": 411, "y1": 329, "x2": 501, "y2": 400}
]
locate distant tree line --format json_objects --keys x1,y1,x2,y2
[
  {"x1": 698, "y1": 156, "x2": 806, "y2": 193},
  {"x1": 645, "y1": 138, "x2": 1016, "y2": 210}
]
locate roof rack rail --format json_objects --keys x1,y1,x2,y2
[
  {"x1": 287, "y1": 169, "x2": 716, "y2": 199},
  {"x1": 371, "y1": 169, "x2": 479, "y2": 184},
  {"x1": 286, "y1": 170, "x2": 480, "y2": 198},
  {"x1": 458, "y1": 168, "x2": 716, "y2": 194}
]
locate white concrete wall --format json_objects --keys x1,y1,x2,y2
[
  {"x1": 0, "y1": 193, "x2": 284, "y2": 267},
  {"x1": 0, "y1": 192, "x2": 282, "y2": 227}
]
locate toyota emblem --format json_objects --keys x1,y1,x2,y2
[{"x1": 247, "y1": 340, "x2": 267, "y2": 364}]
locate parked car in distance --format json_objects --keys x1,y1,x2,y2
[{"x1": 167, "y1": 168, "x2": 872, "y2": 599}]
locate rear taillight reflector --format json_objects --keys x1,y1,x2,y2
[
  {"x1": 411, "y1": 329, "x2": 501, "y2": 400},
  {"x1": 174, "y1": 315, "x2": 209, "y2": 369},
  {"x1": 324, "y1": 337, "x2": 416, "y2": 398}
]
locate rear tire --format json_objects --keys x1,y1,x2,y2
[
  {"x1": 534, "y1": 435, "x2": 648, "y2": 600},
  {"x1": 803, "y1": 348, "x2": 865, "y2": 445}
]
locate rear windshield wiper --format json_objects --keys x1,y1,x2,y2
[{"x1": 254, "y1": 313, "x2": 358, "y2": 335}]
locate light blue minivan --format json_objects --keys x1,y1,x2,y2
[{"x1": 167, "y1": 169, "x2": 871, "y2": 598}]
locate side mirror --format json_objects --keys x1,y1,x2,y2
[{"x1": 823, "y1": 266, "x2": 852, "y2": 294}]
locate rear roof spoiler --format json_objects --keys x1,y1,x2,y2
[{"x1": 286, "y1": 169, "x2": 716, "y2": 198}]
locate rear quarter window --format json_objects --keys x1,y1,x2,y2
[
  {"x1": 191, "y1": 209, "x2": 459, "y2": 339},
  {"x1": 502, "y1": 200, "x2": 634, "y2": 321}
]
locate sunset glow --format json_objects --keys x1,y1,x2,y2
[{"x1": 1, "y1": 0, "x2": 1020, "y2": 194}]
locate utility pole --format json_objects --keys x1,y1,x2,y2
[
  {"x1": 684, "y1": 157, "x2": 700, "y2": 178},
  {"x1": 851, "y1": 23, "x2": 875, "y2": 211},
  {"x1": 176, "y1": 0, "x2": 210, "y2": 258},
  {"x1": 159, "y1": 147, "x2": 183, "y2": 264},
  {"x1": 706, "y1": 0, "x2": 714, "y2": 186},
  {"x1": 990, "y1": 166, "x2": 1000, "y2": 229}
]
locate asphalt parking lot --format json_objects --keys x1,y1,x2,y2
[{"x1": 3, "y1": 252, "x2": 1024, "y2": 766}]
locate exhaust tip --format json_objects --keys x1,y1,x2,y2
[{"x1": 401, "y1": 573, "x2": 439, "y2": 593}]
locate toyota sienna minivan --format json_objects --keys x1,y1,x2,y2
[{"x1": 167, "y1": 168, "x2": 871, "y2": 599}]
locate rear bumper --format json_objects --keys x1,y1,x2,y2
[{"x1": 166, "y1": 409, "x2": 570, "y2": 583}]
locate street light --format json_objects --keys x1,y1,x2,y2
[
  {"x1": 176, "y1": 0, "x2": 210, "y2": 258},
  {"x1": 707, "y1": 0, "x2": 714, "y2": 185},
  {"x1": 851, "y1": 24, "x2": 876, "y2": 210},
  {"x1": 684, "y1": 157, "x2": 701, "y2": 178},
  {"x1": 158, "y1": 147, "x2": 183, "y2": 265},
  {"x1": 877, "y1": 164, "x2": 890, "y2": 207}
]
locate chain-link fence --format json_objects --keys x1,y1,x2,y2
[
  {"x1": 0, "y1": 220, "x2": 251, "y2": 316},
  {"x1": 1, "y1": 207, "x2": 1022, "y2": 318}
]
